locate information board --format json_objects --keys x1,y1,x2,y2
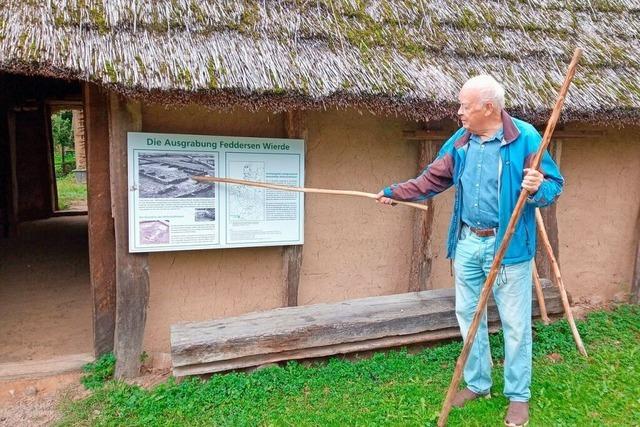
[{"x1": 127, "y1": 132, "x2": 304, "y2": 252}]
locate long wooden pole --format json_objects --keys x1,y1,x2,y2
[
  {"x1": 437, "y1": 48, "x2": 582, "y2": 426},
  {"x1": 193, "y1": 176, "x2": 431, "y2": 213},
  {"x1": 536, "y1": 209, "x2": 588, "y2": 356},
  {"x1": 532, "y1": 259, "x2": 551, "y2": 325}
]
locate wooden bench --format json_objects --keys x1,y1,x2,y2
[{"x1": 171, "y1": 282, "x2": 563, "y2": 377}]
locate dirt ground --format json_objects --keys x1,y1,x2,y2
[
  {"x1": 0, "y1": 368, "x2": 171, "y2": 427},
  {"x1": 0, "y1": 216, "x2": 93, "y2": 362},
  {"x1": 0, "y1": 372, "x2": 87, "y2": 426}
]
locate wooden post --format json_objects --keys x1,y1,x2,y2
[
  {"x1": 42, "y1": 103, "x2": 58, "y2": 212},
  {"x1": 535, "y1": 139, "x2": 562, "y2": 279},
  {"x1": 408, "y1": 139, "x2": 438, "y2": 291},
  {"x1": 0, "y1": 101, "x2": 8, "y2": 236},
  {"x1": 6, "y1": 110, "x2": 18, "y2": 236},
  {"x1": 283, "y1": 111, "x2": 306, "y2": 307},
  {"x1": 84, "y1": 83, "x2": 117, "y2": 356},
  {"x1": 108, "y1": 94, "x2": 149, "y2": 378}
]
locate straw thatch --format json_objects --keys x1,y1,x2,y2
[{"x1": 1, "y1": 0, "x2": 639, "y2": 122}]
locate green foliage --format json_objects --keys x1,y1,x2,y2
[
  {"x1": 56, "y1": 174, "x2": 87, "y2": 210},
  {"x1": 52, "y1": 111, "x2": 76, "y2": 177},
  {"x1": 59, "y1": 306, "x2": 640, "y2": 426},
  {"x1": 80, "y1": 353, "x2": 116, "y2": 390},
  {"x1": 51, "y1": 111, "x2": 73, "y2": 149}
]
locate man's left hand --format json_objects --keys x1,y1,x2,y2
[{"x1": 522, "y1": 168, "x2": 543, "y2": 193}]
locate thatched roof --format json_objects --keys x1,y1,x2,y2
[{"x1": 1, "y1": 1, "x2": 639, "y2": 123}]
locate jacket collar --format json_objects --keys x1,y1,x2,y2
[
  {"x1": 454, "y1": 110, "x2": 520, "y2": 149},
  {"x1": 501, "y1": 109, "x2": 520, "y2": 144}
]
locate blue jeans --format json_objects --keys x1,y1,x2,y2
[{"x1": 453, "y1": 225, "x2": 533, "y2": 402}]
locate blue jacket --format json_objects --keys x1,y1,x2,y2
[{"x1": 383, "y1": 110, "x2": 564, "y2": 265}]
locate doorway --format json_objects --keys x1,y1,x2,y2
[
  {"x1": 49, "y1": 106, "x2": 88, "y2": 213},
  {"x1": 0, "y1": 74, "x2": 93, "y2": 369}
]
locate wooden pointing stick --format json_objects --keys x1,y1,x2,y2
[
  {"x1": 536, "y1": 208, "x2": 588, "y2": 357},
  {"x1": 192, "y1": 176, "x2": 431, "y2": 213},
  {"x1": 437, "y1": 47, "x2": 583, "y2": 427}
]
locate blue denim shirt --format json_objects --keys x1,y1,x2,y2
[
  {"x1": 460, "y1": 129, "x2": 503, "y2": 229},
  {"x1": 382, "y1": 111, "x2": 564, "y2": 264}
]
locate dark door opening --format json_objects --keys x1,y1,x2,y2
[{"x1": 0, "y1": 74, "x2": 93, "y2": 369}]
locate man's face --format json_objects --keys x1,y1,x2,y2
[{"x1": 457, "y1": 87, "x2": 491, "y2": 133}]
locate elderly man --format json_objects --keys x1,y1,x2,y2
[{"x1": 376, "y1": 75, "x2": 563, "y2": 427}]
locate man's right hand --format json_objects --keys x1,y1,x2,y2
[{"x1": 375, "y1": 191, "x2": 396, "y2": 205}]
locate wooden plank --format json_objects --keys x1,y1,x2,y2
[
  {"x1": 174, "y1": 327, "x2": 493, "y2": 377},
  {"x1": 535, "y1": 139, "x2": 562, "y2": 279},
  {"x1": 171, "y1": 283, "x2": 562, "y2": 370},
  {"x1": 108, "y1": 94, "x2": 149, "y2": 378},
  {"x1": 283, "y1": 110, "x2": 306, "y2": 306},
  {"x1": 84, "y1": 83, "x2": 117, "y2": 357},
  {"x1": 0, "y1": 353, "x2": 94, "y2": 381}
]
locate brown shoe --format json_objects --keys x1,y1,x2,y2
[
  {"x1": 451, "y1": 387, "x2": 490, "y2": 408},
  {"x1": 504, "y1": 401, "x2": 529, "y2": 426}
]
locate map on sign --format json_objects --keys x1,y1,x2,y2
[{"x1": 228, "y1": 161, "x2": 266, "y2": 221}]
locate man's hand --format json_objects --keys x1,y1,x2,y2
[
  {"x1": 522, "y1": 168, "x2": 543, "y2": 193},
  {"x1": 375, "y1": 190, "x2": 396, "y2": 205}
]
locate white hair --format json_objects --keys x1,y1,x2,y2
[{"x1": 462, "y1": 74, "x2": 505, "y2": 109}]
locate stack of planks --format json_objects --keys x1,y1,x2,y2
[{"x1": 171, "y1": 283, "x2": 563, "y2": 377}]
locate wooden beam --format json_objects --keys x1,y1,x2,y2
[
  {"x1": 403, "y1": 130, "x2": 451, "y2": 141},
  {"x1": 534, "y1": 130, "x2": 605, "y2": 139},
  {"x1": 6, "y1": 110, "x2": 18, "y2": 237},
  {"x1": 175, "y1": 327, "x2": 495, "y2": 377},
  {"x1": 171, "y1": 284, "x2": 562, "y2": 376},
  {"x1": 41, "y1": 102, "x2": 59, "y2": 212},
  {"x1": 408, "y1": 140, "x2": 438, "y2": 291},
  {"x1": 283, "y1": 110, "x2": 306, "y2": 306},
  {"x1": 406, "y1": 129, "x2": 604, "y2": 142},
  {"x1": 108, "y1": 94, "x2": 149, "y2": 378},
  {"x1": 84, "y1": 83, "x2": 117, "y2": 357},
  {"x1": 0, "y1": 99, "x2": 16, "y2": 237},
  {"x1": 535, "y1": 139, "x2": 562, "y2": 279}
]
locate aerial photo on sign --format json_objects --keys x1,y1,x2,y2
[{"x1": 138, "y1": 153, "x2": 216, "y2": 198}]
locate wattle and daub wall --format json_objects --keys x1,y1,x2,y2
[{"x1": 140, "y1": 103, "x2": 640, "y2": 354}]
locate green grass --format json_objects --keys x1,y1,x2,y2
[
  {"x1": 58, "y1": 305, "x2": 640, "y2": 426},
  {"x1": 54, "y1": 152, "x2": 76, "y2": 177},
  {"x1": 81, "y1": 353, "x2": 116, "y2": 391},
  {"x1": 56, "y1": 173, "x2": 87, "y2": 210}
]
